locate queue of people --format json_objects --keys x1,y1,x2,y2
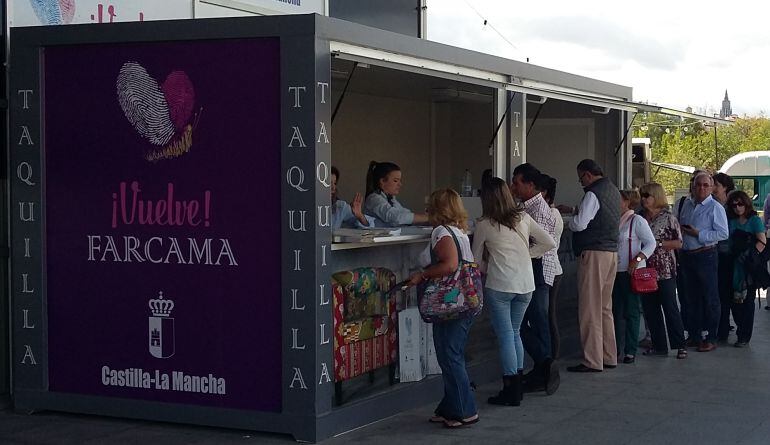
[{"x1": 330, "y1": 158, "x2": 770, "y2": 429}]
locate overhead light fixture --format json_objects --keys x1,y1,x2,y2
[
  {"x1": 431, "y1": 88, "x2": 493, "y2": 104},
  {"x1": 526, "y1": 95, "x2": 547, "y2": 104},
  {"x1": 331, "y1": 69, "x2": 350, "y2": 79},
  {"x1": 591, "y1": 107, "x2": 611, "y2": 114}
]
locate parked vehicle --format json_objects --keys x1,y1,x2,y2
[{"x1": 719, "y1": 151, "x2": 770, "y2": 211}]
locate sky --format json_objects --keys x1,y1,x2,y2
[{"x1": 427, "y1": 0, "x2": 770, "y2": 116}]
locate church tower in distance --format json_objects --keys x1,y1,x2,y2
[{"x1": 719, "y1": 90, "x2": 732, "y2": 119}]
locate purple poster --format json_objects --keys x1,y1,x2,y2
[{"x1": 43, "y1": 38, "x2": 282, "y2": 411}]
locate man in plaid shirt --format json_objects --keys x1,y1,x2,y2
[{"x1": 511, "y1": 163, "x2": 560, "y2": 395}]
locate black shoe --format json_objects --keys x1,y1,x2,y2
[
  {"x1": 544, "y1": 359, "x2": 560, "y2": 395},
  {"x1": 521, "y1": 367, "x2": 536, "y2": 386},
  {"x1": 642, "y1": 349, "x2": 668, "y2": 356},
  {"x1": 622, "y1": 355, "x2": 635, "y2": 364},
  {"x1": 734, "y1": 341, "x2": 749, "y2": 348},
  {"x1": 522, "y1": 377, "x2": 545, "y2": 393},
  {"x1": 567, "y1": 364, "x2": 601, "y2": 373},
  {"x1": 604, "y1": 363, "x2": 617, "y2": 369}
]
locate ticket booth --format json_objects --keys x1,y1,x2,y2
[{"x1": 10, "y1": 13, "x2": 724, "y2": 442}]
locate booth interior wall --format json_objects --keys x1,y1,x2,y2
[
  {"x1": 526, "y1": 100, "x2": 622, "y2": 203},
  {"x1": 331, "y1": 91, "x2": 431, "y2": 211},
  {"x1": 526, "y1": 118, "x2": 596, "y2": 207},
  {"x1": 433, "y1": 101, "x2": 494, "y2": 194}
]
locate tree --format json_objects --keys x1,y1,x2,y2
[{"x1": 635, "y1": 114, "x2": 770, "y2": 195}]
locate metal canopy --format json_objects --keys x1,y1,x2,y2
[
  {"x1": 329, "y1": 41, "x2": 732, "y2": 125},
  {"x1": 651, "y1": 161, "x2": 697, "y2": 174}
]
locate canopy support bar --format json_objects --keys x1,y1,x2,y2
[
  {"x1": 488, "y1": 91, "x2": 517, "y2": 150},
  {"x1": 331, "y1": 62, "x2": 357, "y2": 123},
  {"x1": 615, "y1": 112, "x2": 636, "y2": 156}
]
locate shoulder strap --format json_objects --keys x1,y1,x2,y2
[
  {"x1": 628, "y1": 215, "x2": 634, "y2": 260},
  {"x1": 442, "y1": 225, "x2": 465, "y2": 264},
  {"x1": 677, "y1": 196, "x2": 686, "y2": 218},
  {"x1": 512, "y1": 217, "x2": 529, "y2": 247}
]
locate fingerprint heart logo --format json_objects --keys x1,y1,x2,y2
[
  {"x1": 117, "y1": 62, "x2": 202, "y2": 162},
  {"x1": 29, "y1": 0, "x2": 75, "y2": 25}
]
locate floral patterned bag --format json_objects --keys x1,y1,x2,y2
[{"x1": 418, "y1": 226, "x2": 483, "y2": 323}]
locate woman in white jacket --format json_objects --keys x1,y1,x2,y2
[
  {"x1": 472, "y1": 178, "x2": 556, "y2": 406},
  {"x1": 613, "y1": 190, "x2": 656, "y2": 364}
]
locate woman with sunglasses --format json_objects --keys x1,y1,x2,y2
[
  {"x1": 725, "y1": 190, "x2": 766, "y2": 347},
  {"x1": 639, "y1": 183, "x2": 687, "y2": 359}
]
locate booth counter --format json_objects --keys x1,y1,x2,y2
[{"x1": 8, "y1": 13, "x2": 642, "y2": 442}]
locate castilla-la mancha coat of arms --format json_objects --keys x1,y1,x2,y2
[{"x1": 148, "y1": 292, "x2": 175, "y2": 359}]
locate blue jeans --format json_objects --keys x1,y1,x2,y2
[
  {"x1": 485, "y1": 287, "x2": 532, "y2": 374},
  {"x1": 680, "y1": 248, "x2": 720, "y2": 342},
  {"x1": 521, "y1": 283, "x2": 552, "y2": 365},
  {"x1": 432, "y1": 317, "x2": 477, "y2": 420}
]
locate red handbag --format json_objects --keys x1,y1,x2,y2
[{"x1": 627, "y1": 216, "x2": 658, "y2": 294}]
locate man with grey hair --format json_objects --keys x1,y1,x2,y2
[
  {"x1": 567, "y1": 159, "x2": 621, "y2": 372},
  {"x1": 678, "y1": 171, "x2": 728, "y2": 352}
]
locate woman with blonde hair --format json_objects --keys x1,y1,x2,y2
[
  {"x1": 471, "y1": 178, "x2": 555, "y2": 406},
  {"x1": 639, "y1": 182, "x2": 687, "y2": 358},
  {"x1": 407, "y1": 188, "x2": 479, "y2": 428},
  {"x1": 612, "y1": 190, "x2": 656, "y2": 364}
]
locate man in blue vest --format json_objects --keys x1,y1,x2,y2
[{"x1": 567, "y1": 159, "x2": 621, "y2": 372}]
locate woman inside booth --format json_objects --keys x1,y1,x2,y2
[
  {"x1": 331, "y1": 166, "x2": 374, "y2": 230},
  {"x1": 364, "y1": 161, "x2": 429, "y2": 227}
]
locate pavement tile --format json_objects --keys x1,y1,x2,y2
[{"x1": 737, "y1": 419, "x2": 770, "y2": 445}]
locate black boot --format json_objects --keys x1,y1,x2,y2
[
  {"x1": 522, "y1": 363, "x2": 546, "y2": 393},
  {"x1": 488, "y1": 375, "x2": 520, "y2": 406},
  {"x1": 511, "y1": 373, "x2": 524, "y2": 406}
]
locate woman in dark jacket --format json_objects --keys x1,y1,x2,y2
[{"x1": 725, "y1": 190, "x2": 766, "y2": 347}]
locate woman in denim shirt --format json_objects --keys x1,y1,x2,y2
[
  {"x1": 363, "y1": 161, "x2": 429, "y2": 227},
  {"x1": 331, "y1": 166, "x2": 374, "y2": 230}
]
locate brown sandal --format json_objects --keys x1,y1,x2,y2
[{"x1": 443, "y1": 415, "x2": 479, "y2": 428}]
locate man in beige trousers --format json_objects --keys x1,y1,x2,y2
[{"x1": 567, "y1": 159, "x2": 621, "y2": 372}]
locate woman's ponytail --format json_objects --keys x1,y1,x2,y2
[{"x1": 365, "y1": 161, "x2": 379, "y2": 197}]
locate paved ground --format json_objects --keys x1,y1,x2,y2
[{"x1": 2, "y1": 299, "x2": 770, "y2": 444}]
